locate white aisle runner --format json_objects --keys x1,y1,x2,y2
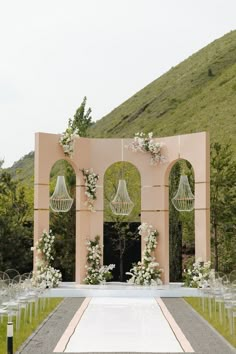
[{"x1": 64, "y1": 297, "x2": 184, "y2": 353}]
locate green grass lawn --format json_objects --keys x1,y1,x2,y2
[
  {"x1": 0, "y1": 297, "x2": 63, "y2": 354},
  {"x1": 185, "y1": 297, "x2": 236, "y2": 348}
]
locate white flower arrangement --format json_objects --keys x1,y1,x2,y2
[
  {"x1": 84, "y1": 235, "x2": 115, "y2": 284},
  {"x1": 183, "y1": 258, "x2": 214, "y2": 288},
  {"x1": 127, "y1": 132, "x2": 166, "y2": 165},
  {"x1": 126, "y1": 223, "x2": 162, "y2": 285},
  {"x1": 59, "y1": 126, "x2": 80, "y2": 157},
  {"x1": 81, "y1": 168, "x2": 99, "y2": 211},
  {"x1": 32, "y1": 230, "x2": 62, "y2": 288}
]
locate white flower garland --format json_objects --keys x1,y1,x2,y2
[
  {"x1": 184, "y1": 258, "x2": 214, "y2": 288},
  {"x1": 81, "y1": 168, "x2": 99, "y2": 211},
  {"x1": 126, "y1": 223, "x2": 162, "y2": 285},
  {"x1": 59, "y1": 126, "x2": 80, "y2": 157},
  {"x1": 32, "y1": 230, "x2": 62, "y2": 288},
  {"x1": 84, "y1": 236, "x2": 115, "y2": 284},
  {"x1": 127, "y1": 132, "x2": 166, "y2": 165}
]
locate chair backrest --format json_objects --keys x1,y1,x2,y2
[
  {"x1": 0, "y1": 271, "x2": 10, "y2": 286},
  {"x1": 229, "y1": 270, "x2": 236, "y2": 283},
  {"x1": 5, "y1": 268, "x2": 20, "y2": 279},
  {"x1": 12, "y1": 274, "x2": 22, "y2": 284}
]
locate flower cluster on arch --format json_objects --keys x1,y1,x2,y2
[
  {"x1": 59, "y1": 126, "x2": 80, "y2": 157},
  {"x1": 183, "y1": 258, "x2": 213, "y2": 288},
  {"x1": 84, "y1": 235, "x2": 115, "y2": 284},
  {"x1": 81, "y1": 168, "x2": 99, "y2": 212},
  {"x1": 126, "y1": 222, "x2": 162, "y2": 285},
  {"x1": 32, "y1": 229, "x2": 62, "y2": 288},
  {"x1": 127, "y1": 132, "x2": 166, "y2": 165}
]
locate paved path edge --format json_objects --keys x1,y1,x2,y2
[{"x1": 16, "y1": 298, "x2": 66, "y2": 354}]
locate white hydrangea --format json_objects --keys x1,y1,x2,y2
[
  {"x1": 81, "y1": 168, "x2": 99, "y2": 212},
  {"x1": 127, "y1": 132, "x2": 166, "y2": 165},
  {"x1": 126, "y1": 223, "x2": 162, "y2": 286},
  {"x1": 32, "y1": 229, "x2": 62, "y2": 288}
]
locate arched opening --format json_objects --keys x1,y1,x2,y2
[
  {"x1": 49, "y1": 159, "x2": 76, "y2": 281},
  {"x1": 168, "y1": 159, "x2": 195, "y2": 282},
  {"x1": 103, "y1": 161, "x2": 141, "y2": 282}
]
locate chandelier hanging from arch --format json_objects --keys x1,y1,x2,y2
[
  {"x1": 110, "y1": 179, "x2": 134, "y2": 216},
  {"x1": 49, "y1": 176, "x2": 73, "y2": 213},
  {"x1": 110, "y1": 140, "x2": 134, "y2": 216},
  {"x1": 172, "y1": 175, "x2": 194, "y2": 212}
]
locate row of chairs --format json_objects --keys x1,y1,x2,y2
[
  {"x1": 199, "y1": 270, "x2": 236, "y2": 336},
  {"x1": 0, "y1": 269, "x2": 49, "y2": 331}
]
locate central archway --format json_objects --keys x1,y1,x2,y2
[{"x1": 103, "y1": 161, "x2": 141, "y2": 282}]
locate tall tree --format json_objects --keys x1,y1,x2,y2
[
  {"x1": 0, "y1": 172, "x2": 33, "y2": 273},
  {"x1": 69, "y1": 96, "x2": 93, "y2": 137},
  {"x1": 210, "y1": 142, "x2": 236, "y2": 272}
]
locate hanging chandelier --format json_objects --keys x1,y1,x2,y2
[
  {"x1": 49, "y1": 175, "x2": 73, "y2": 213},
  {"x1": 172, "y1": 175, "x2": 194, "y2": 212},
  {"x1": 110, "y1": 179, "x2": 134, "y2": 216}
]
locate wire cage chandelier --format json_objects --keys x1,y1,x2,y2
[
  {"x1": 110, "y1": 140, "x2": 134, "y2": 216},
  {"x1": 110, "y1": 179, "x2": 134, "y2": 216},
  {"x1": 172, "y1": 175, "x2": 195, "y2": 212},
  {"x1": 49, "y1": 175, "x2": 73, "y2": 213}
]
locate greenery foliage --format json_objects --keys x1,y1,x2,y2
[
  {"x1": 210, "y1": 142, "x2": 236, "y2": 272},
  {"x1": 69, "y1": 96, "x2": 93, "y2": 137},
  {"x1": 0, "y1": 171, "x2": 33, "y2": 273}
]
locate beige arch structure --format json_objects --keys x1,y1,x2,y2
[{"x1": 34, "y1": 131, "x2": 210, "y2": 284}]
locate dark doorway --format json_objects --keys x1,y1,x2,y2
[
  {"x1": 169, "y1": 160, "x2": 195, "y2": 282},
  {"x1": 104, "y1": 222, "x2": 141, "y2": 282}
]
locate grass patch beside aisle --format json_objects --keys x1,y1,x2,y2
[
  {"x1": 0, "y1": 297, "x2": 63, "y2": 354},
  {"x1": 185, "y1": 297, "x2": 236, "y2": 348}
]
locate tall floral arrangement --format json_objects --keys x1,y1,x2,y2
[
  {"x1": 59, "y1": 126, "x2": 80, "y2": 157},
  {"x1": 127, "y1": 132, "x2": 166, "y2": 165},
  {"x1": 126, "y1": 223, "x2": 162, "y2": 285},
  {"x1": 84, "y1": 236, "x2": 115, "y2": 284},
  {"x1": 81, "y1": 168, "x2": 99, "y2": 211},
  {"x1": 32, "y1": 230, "x2": 62, "y2": 288},
  {"x1": 183, "y1": 258, "x2": 213, "y2": 288}
]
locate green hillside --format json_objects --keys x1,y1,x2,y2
[
  {"x1": 89, "y1": 30, "x2": 236, "y2": 147},
  {"x1": 7, "y1": 151, "x2": 34, "y2": 184},
  {"x1": 6, "y1": 30, "x2": 236, "y2": 181}
]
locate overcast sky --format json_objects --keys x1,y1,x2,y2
[{"x1": 0, "y1": 0, "x2": 235, "y2": 167}]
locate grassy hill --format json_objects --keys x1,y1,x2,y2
[
  {"x1": 6, "y1": 30, "x2": 236, "y2": 182},
  {"x1": 89, "y1": 30, "x2": 236, "y2": 148},
  {"x1": 6, "y1": 151, "x2": 35, "y2": 184}
]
